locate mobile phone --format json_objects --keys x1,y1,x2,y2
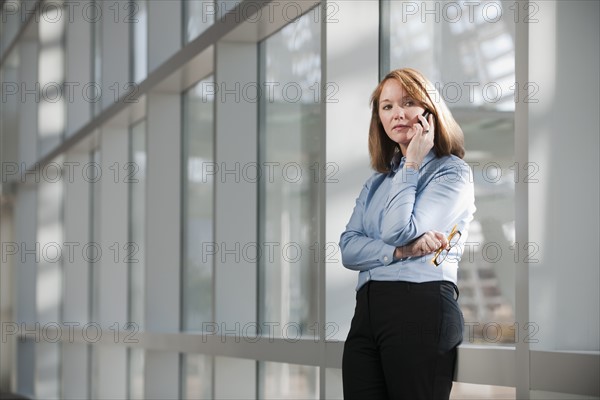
[{"x1": 418, "y1": 110, "x2": 431, "y2": 126}]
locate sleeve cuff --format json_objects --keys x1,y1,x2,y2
[{"x1": 380, "y1": 244, "x2": 396, "y2": 265}]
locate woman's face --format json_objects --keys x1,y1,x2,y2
[{"x1": 378, "y1": 79, "x2": 427, "y2": 148}]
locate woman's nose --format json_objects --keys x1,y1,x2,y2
[{"x1": 392, "y1": 106, "x2": 404, "y2": 120}]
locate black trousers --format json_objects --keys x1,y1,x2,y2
[{"x1": 342, "y1": 280, "x2": 464, "y2": 400}]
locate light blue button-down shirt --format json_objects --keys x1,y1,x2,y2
[{"x1": 339, "y1": 149, "x2": 476, "y2": 291}]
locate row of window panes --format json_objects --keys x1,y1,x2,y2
[
  {"x1": 26, "y1": 0, "x2": 518, "y2": 397},
  {"x1": 26, "y1": 340, "x2": 514, "y2": 400},
  {"x1": 2, "y1": 0, "x2": 213, "y2": 163},
  {"x1": 53, "y1": 0, "x2": 517, "y2": 348},
  {"x1": 0, "y1": 0, "x2": 211, "y2": 54}
]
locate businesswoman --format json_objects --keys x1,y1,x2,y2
[{"x1": 339, "y1": 68, "x2": 476, "y2": 400}]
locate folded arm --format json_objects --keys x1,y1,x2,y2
[
  {"x1": 380, "y1": 159, "x2": 473, "y2": 247},
  {"x1": 339, "y1": 177, "x2": 396, "y2": 271},
  {"x1": 339, "y1": 173, "x2": 456, "y2": 271}
]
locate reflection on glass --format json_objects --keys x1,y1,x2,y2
[
  {"x1": 181, "y1": 354, "x2": 213, "y2": 399},
  {"x1": 36, "y1": 163, "x2": 64, "y2": 400},
  {"x1": 38, "y1": 0, "x2": 66, "y2": 156},
  {"x1": 37, "y1": 160, "x2": 64, "y2": 324},
  {"x1": 258, "y1": 7, "x2": 321, "y2": 339},
  {"x1": 129, "y1": 120, "x2": 146, "y2": 330},
  {"x1": 36, "y1": 174, "x2": 63, "y2": 323},
  {"x1": 183, "y1": 0, "x2": 214, "y2": 44},
  {"x1": 182, "y1": 77, "x2": 214, "y2": 331},
  {"x1": 131, "y1": 0, "x2": 148, "y2": 83},
  {"x1": 89, "y1": 149, "x2": 100, "y2": 400},
  {"x1": 386, "y1": 0, "x2": 516, "y2": 344},
  {"x1": 128, "y1": 348, "x2": 145, "y2": 400},
  {"x1": 388, "y1": 1, "x2": 515, "y2": 111},
  {"x1": 181, "y1": 79, "x2": 215, "y2": 398},
  {"x1": 259, "y1": 362, "x2": 318, "y2": 399}
]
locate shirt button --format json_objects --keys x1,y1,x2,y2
[{"x1": 383, "y1": 256, "x2": 389, "y2": 262}]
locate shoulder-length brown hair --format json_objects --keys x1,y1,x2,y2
[{"x1": 368, "y1": 68, "x2": 465, "y2": 173}]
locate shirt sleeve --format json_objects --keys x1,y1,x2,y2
[
  {"x1": 380, "y1": 157, "x2": 474, "y2": 247},
  {"x1": 339, "y1": 175, "x2": 397, "y2": 271}
]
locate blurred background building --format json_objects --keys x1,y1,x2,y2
[{"x1": 0, "y1": 0, "x2": 598, "y2": 399}]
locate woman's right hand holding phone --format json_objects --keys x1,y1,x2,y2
[{"x1": 404, "y1": 111, "x2": 435, "y2": 170}]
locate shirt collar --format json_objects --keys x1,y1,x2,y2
[{"x1": 390, "y1": 148, "x2": 437, "y2": 173}]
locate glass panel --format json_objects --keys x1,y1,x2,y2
[
  {"x1": 450, "y1": 382, "x2": 515, "y2": 399},
  {"x1": 90, "y1": 149, "x2": 101, "y2": 326},
  {"x1": 36, "y1": 155, "x2": 64, "y2": 399},
  {"x1": 387, "y1": 0, "x2": 515, "y2": 112},
  {"x1": 37, "y1": 162, "x2": 64, "y2": 325},
  {"x1": 528, "y1": 1, "x2": 600, "y2": 354},
  {"x1": 259, "y1": 362, "x2": 319, "y2": 399},
  {"x1": 181, "y1": 354, "x2": 213, "y2": 399},
  {"x1": 17, "y1": 338, "x2": 35, "y2": 396},
  {"x1": 385, "y1": 0, "x2": 516, "y2": 345},
  {"x1": 89, "y1": 346, "x2": 98, "y2": 399},
  {"x1": 181, "y1": 77, "x2": 214, "y2": 331},
  {"x1": 38, "y1": 0, "x2": 66, "y2": 157},
  {"x1": 131, "y1": 0, "x2": 148, "y2": 83},
  {"x1": 183, "y1": 0, "x2": 214, "y2": 44},
  {"x1": 325, "y1": 368, "x2": 343, "y2": 400},
  {"x1": 258, "y1": 7, "x2": 321, "y2": 339},
  {"x1": 1, "y1": 49, "x2": 20, "y2": 165},
  {"x1": 129, "y1": 119, "x2": 146, "y2": 330},
  {"x1": 1, "y1": 0, "x2": 21, "y2": 53},
  {"x1": 92, "y1": 0, "x2": 102, "y2": 116},
  {"x1": 36, "y1": 342, "x2": 61, "y2": 400},
  {"x1": 88, "y1": 149, "x2": 100, "y2": 400},
  {"x1": 128, "y1": 348, "x2": 145, "y2": 400}
]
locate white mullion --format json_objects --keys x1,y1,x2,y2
[
  {"x1": 318, "y1": 0, "x2": 327, "y2": 398},
  {"x1": 514, "y1": 0, "x2": 530, "y2": 398}
]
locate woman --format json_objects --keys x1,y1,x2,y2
[{"x1": 339, "y1": 68, "x2": 476, "y2": 399}]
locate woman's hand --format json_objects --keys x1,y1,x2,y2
[
  {"x1": 404, "y1": 113, "x2": 434, "y2": 170},
  {"x1": 394, "y1": 230, "x2": 449, "y2": 259}
]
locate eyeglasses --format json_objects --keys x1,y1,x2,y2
[{"x1": 432, "y1": 224, "x2": 462, "y2": 267}]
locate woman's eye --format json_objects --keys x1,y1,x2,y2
[
  {"x1": 382, "y1": 104, "x2": 391, "y2": 110},
  {"x1": 404, "y1": 100, "x2": 414, "y2": 106}
]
